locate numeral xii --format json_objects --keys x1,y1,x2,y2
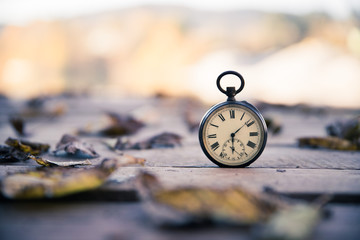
[{"x1": 229, "y1": 110, "x2": 235, "y2": 119}]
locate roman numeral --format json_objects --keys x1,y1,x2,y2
[
  {"x1": 208, "y1": 134, "x2": 216, "y2": 138},
  {"x1": 240, "y1": 112, "x2": 245, "y2": 120},
  {"x1": 220, "y1": 152, "x2": 225, "y2": 158},
  {"x1": 211, "y1": 142, "x2": 220, "y2": 151},
  {"x1": 246, "y1": 120, "x2": 255, "y2": 127},
  {"x1": 247, "y1": 141, "x2": 256, "y2": 149},
  {"x1": 229, "y1": 110, "x2": 235, "y2": 119},
  {"x1": 250, "y1": 132, "x2": 258, "y2": 136},
  {"x1": 218, "y1": 114, "x2": 225, "y2": 121},
  {"x1": 210, "y1": 123, "x2": 219, "y2": 128}
]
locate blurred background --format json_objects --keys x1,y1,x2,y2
[{"x1": 0, "y1": 0, "x2": 359, "y2": 108}]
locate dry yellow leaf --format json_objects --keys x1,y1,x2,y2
[{"x1": 1, "y1": 155, "x2": 145, "y2": 199}]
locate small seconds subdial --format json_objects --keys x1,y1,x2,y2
[{"x1": 221, "y1": 138, "x2": 246, "y2": 161}]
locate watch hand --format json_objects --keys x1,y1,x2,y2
[
  {"x1": 233, "y1": 149, "x2": 244, "y2": 157},
  {"x1": 233, "y1": 122, "x2": 247, "y2": 136},
  {"x1": 230, "y1": 146, "x2": 235, "y2": 154},
  {"x1": 231, "y1": 135, "x2": 235, "y2": 154}
]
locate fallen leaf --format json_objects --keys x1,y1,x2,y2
[
  {"x1": 1, "y1": 155, "x2": 145, "y2": 199},
  {"x1": 100, "y1": 154, "x2": 146, "y2": 172},
  {"x1": 299, "y1": 116, "x2": 360, "y2": 151},
  {"x1": 9, "y1": 116, "x2": 27, "y2": 136},
  {"x1": 78, "y1": 112, "x2": 145, "y2": 137},
  {"x1": 54, "y1": 134, "x2": 99, "y2": 158},
  {"x1": 17, "y1": 97, "x2": 66, "y2": 119},
  {"x1": 264, "y1": 116, "x2": 282, "y2": 135},
  {"x1": 99, "y1": 112, "x2": 144, "y2": 137},
  {"x1": 26, "y1": 96, "x2": 47, "y2": 108},
  {"x1": 136, "y1": 172, "x2": 281, "y2": 226},
  {"x1": 0, "y1": 145, "x2": 28, "y2": 163},
  {"x1": 180, "y1": 97, "x2": 206, "y2": 133},
  {"x1": 5, "y1": 137, "x2": 50, "y2": 155},
  {"x1": 136, "y1": 171, "x2": 323, "y2": 240},
  {"x1": 115, "y1": 132, "x2": 182, "y2": 150},
  {"x1": 29, "y1": 155, "x2": 92, "y2": 167},
  {"x1": 1, "y1": 167, "x2": 110, "y2": 199},
  {"x1": 326, "y1": 116, "x2": 360, "y2": 147},
  {"x1": 184, "y1": 110, "x2": 199, "y2": 133},
  {"x1": 257, "y1": 204, "x2": 320, "y2": 240},
  {"x1": 298, "y1": 136, "x2": 358, "y2": 151}
]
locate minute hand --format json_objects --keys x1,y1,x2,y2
[{"x1": 233, "y1": 123, "x2": 247, "y2": 135}]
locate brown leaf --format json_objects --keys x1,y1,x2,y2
[
  {"x1": 136, "y1": 172, "x2": 281, "y2": 226},
  {"x1": 17, "y1": 96, "x2": 66, "y2": 119},
  {"x1": 115, "y1": 132, "x2": 182, "y2": 150},
  {"x1": 181, "y1": 97, "x2": 206, "y2": 133},
  {"x1": 184, "y1": 110, "x2": 199, "y2": 132},
  {"x1": 1, "y1": 156, "x2": 145, "y2": 199},
  {"x1": 136, "y1": 171, "x2": 322, "y2": 239},
  {"x1": 9, "y1": 116, "x2": 27, "y2": 136},
  {"x1": 264, "y1": 116, "x2": 282, "y2": 135},
  {"x1": 78, "y1": 112, "x2": 145, "y2": 137},
  {"x1": 326, "y1": 116, "x2": 360, "y2": 147},
  {"x1": 99, "y1": 112, "x2": 145, "y2": 137},
  {"x1": 5, "y1": 137, "x2": 50, "y2": 155},
  {"x1": 1, "y1": 166, "x2": 110, "y2": 199},
  {"x1": 54, "y1": 134, "x2": 99, "y2": 158},
  {"x1": 298, "y1": 136, "x2": 358, "y2": 151},
  {"x1": 0, "y1": 145, "x2": 28, "y2": 163}
]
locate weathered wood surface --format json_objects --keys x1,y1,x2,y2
[
  {"x1": 0, "y1": 202, "x2": 359, "y2": 240},
  {"x1": 0, "y1": 97, "x2": 359, "y2": 240}
]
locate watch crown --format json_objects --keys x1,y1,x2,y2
[{"x1": 226, "y1": 87, "x2": 236, "y2": 101}]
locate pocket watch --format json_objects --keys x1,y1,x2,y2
[{"x1": 198, "y1": 71, "x2": 267, "y2": 167}]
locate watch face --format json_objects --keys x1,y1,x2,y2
[{"x1": 199, "y1": 102, "x2": 267, "y2": 167}]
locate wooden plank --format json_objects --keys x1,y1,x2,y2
[
  {"x1": 0, "y1": 202, "x2": 359, "y2": 240},
  {"x1": 109, "y1": 167, "x2": 360, "y2": 195},
  {"x1": 1, "y1": 166, "x2": 359, "y2": 195},
  {"x1": 0, "y1": 97, "x2": 359, "y2": 240},
  {"x1": 121, "y1": 144, "x2": 360, "y2": 169},
  {"x1": 1, "y1": 98, "x2": 359, "y2": 170},
  {"x1": 1, "y1": 166, "x2": 359, "y2": 202}
]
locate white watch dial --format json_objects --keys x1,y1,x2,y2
[{"x1": 201, "y1": 104, "x2": 265, "y2": 166}]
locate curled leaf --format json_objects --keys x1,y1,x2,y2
[
  {"x1": 9, "y1": 116, "x2": 27, "y2": 136},
  {"x1": 79, "y1": 112, "x2": 145, "y2": 137},
  {"x1": 1, "y1": 155, "x2": 145, "y2": 199},
  {"x1": 264, "y1": 116, "x2": 282, "y2": 135},
  {"x1": 29, "y1": 155, "x2": 92, "y2": 167},
  {"x1": 136, "y1": 172, "x2": 281, "y2": 226},
  {"x1": 136, "y1": 171, "x2": 323, "y2": 240},
  {"x1": 115, "y1": 132, "x2": 182, "y2": 150},
  {"x1": 326, "y1": 116, "x2": 360, "y2": 147},
  {"x1": 5, "y1": 137, "x2": 50, "y2": 155},
  {"x1": 100, "y1": 112, "x2": 144, "y2": 137},
  {"x1": 298, "y1": 136, "x2": 358, "y2": 151},
  {"x1": 54, "y1": 134, "x2": 99, "y2": 158},
  {"x1": 100, "y1": 154, "x2": 146, "y2": 172},
  {"x1": 18, "y1": 97, "x2": 66, "y2": 118},
  {"x1": 257, "y1": 204, "x2": 320, "y2": 240},
  {"x1": 0, "y1": 145, "x2": 28, "y2": 163},
  {"x1": 1, "y1": 167, "x2": 110, "y2": 199}
]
